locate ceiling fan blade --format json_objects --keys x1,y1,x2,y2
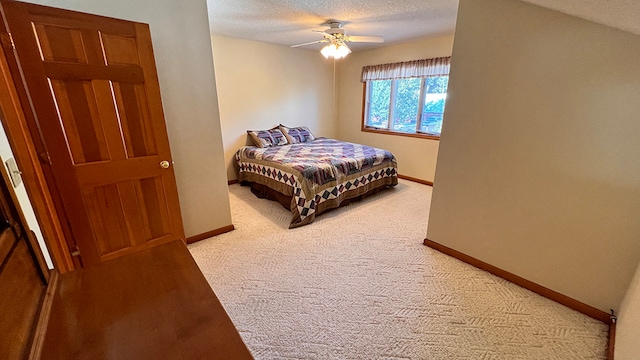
[
  {"x1": 291, "y1": 39, "x2": 328, "y2": 48},
  {"x1": 347, "y1": 35, "x2": 384, "y2": 43}
]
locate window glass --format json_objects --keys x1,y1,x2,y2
[
  {"x1": 392, "y1": 78, "x2": 421, "y2": 133},
  {"x1": 420, "y1": 76, "x2": 449, "y2": 135},
  {"x1": 363, "y1": 76, "x2": 449, "y2": 138},
  {"x1": 366, "y1": 80, "x2": 391, "y2": 129}
]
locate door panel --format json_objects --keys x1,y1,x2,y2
[
  {"x1": 101, "y1": 34, "x2": 140, "y2": 66},
  {"x1": 33, "y1": 24, "x2": 87, "y2": 63},
  {"x1": 2, "y1": 1, "x2": 185, "y2": 265},
  {"x1": 136, "y1": 176, "x2": 172, "y2": 239},
  {"x1": 48, "y1": 79, "x2": 111, "y2": 164},
  {"x1": 112, "y1": 82, "x2": 158, "y2": 158},
  {"x1": 82, "y1": 176, "x2": 174, "y2": 258},
  {"x1": 82, "y1": 183, "x2": 132, "y2": 256}
]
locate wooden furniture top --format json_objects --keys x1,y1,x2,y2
[{"x1": 39, "y1": 240, "x2": 253, "y2": 359}]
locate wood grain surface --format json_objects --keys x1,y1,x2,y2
[{"x1": 40, "y1": 240, "x2": 253, "y2": 359}]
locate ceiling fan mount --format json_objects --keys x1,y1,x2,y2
[{"x1": 323, "y1": 21, "x2": 345, "y2": 36}]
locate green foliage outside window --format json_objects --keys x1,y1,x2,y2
[
  {"x1": 366, "y1": 75, "x2": 449, "y2": 136},
  {"x1": 393, "y1": 78, "x2": 421, "y2": 132},
  {"x1": 368, "y1": 80, "x2": 391, "y2": 128}
]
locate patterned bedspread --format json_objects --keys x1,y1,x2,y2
[{"x1": 235, "y1": 138, "x2": 398, "y2": 228}]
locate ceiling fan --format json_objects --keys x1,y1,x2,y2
[{"x1": 291, "y1": 21, "x2": 384, "y2": 58}]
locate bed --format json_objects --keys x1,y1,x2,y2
[{"x1": 235, "y1": 137, "x2": 398, "y2": 228}]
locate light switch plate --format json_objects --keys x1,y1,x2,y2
[{"x1": 5, "y1": 157, "x2": 22, "y2": 188}]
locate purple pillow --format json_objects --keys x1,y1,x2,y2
[
  {"x1": 279, "y1": 125, "x2": 316, "y2": 144},
  {"x1": 247, "y1": 128, "x2": 288, "y2": 148}
]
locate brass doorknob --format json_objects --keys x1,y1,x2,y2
[{"x1": 160, "y1": 160, "x2": 170, "y2": 169}]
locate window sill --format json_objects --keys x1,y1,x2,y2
[{"x1": 360, "y1": 126, "x2": 440, "y2": 140}]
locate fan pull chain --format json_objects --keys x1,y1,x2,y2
[{"x1": 333, "y1": 58, "x2": 338, "y2": 124}]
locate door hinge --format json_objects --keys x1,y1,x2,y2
[
  {"x1": 38, "y1": 152, "x2": 52, "y2": 165},
  {"x1": 70, "y1": 245, "x2": 81, "y2": 257},
  {"x1": 0, "y1": 32, "x2": 15, "y2": 50}
]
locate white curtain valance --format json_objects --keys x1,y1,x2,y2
[{"x1": 360, "y1": 57, "x2": 451, "y2": 82}]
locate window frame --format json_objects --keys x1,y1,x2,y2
[{"x1": 361, "y1": 76, "x2": 447, "y2": 141}]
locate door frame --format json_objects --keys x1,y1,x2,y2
[
  {"x1": 0, "y1": 153, "x2": 50, "y2": 282},
  {"x1": 0, "y1": 21, "x2": 75, "y2": 273}
]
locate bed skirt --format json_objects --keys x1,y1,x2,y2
[{"x1": 241, "y1": 174, "x2": 397, "y2": 228}]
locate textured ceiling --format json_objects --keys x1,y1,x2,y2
[
  {"x1": 206, "y1": 0, "x2": 640, "y2": 52},
  {"x1": 206, "y1": 0, "x2": 459, "y2": 51}
]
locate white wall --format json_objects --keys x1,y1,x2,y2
[
  {"x1": 427, "y1": 0, "x2": 640, "y2": 312},
  {"x1": 22, "y1": 0, "x2": 232, "y2": 237},
  {"x1": 211, "y1": 35, "x2": 334, "y2": 181},
  {"x1": 337, "y1": 35, "x2": 454, "y2": 183},
  {"x1": 616, "y1": 261, "x2": 640, "y2": 359}
]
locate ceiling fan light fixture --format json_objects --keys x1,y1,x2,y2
[
  {"x1": 320, "y1": 44, "x2": 334, "y2": 58},
  {"x1": 321, "y1": 42, "x2": 351, "y2": 59}
]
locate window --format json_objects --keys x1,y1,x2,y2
[{"x1": 361, "y1": 57, "x2": 451, "y2": 139}]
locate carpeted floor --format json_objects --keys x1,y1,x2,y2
[{"x1": 188, "y1": 180, "x2": 608, "y2": 359}]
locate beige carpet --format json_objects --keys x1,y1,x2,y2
[{"x1": 188, "y1": 180, "x2": 608, "y2": 359}]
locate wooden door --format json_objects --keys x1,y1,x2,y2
[{"x1": 1, "y1": 1, "x2": 185, "y2": 265}]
